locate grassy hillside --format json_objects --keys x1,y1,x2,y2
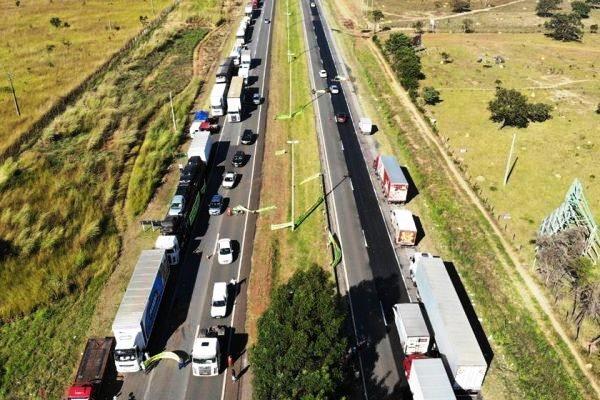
[
  {"x1": 0, "y1": 0, "x2": 173, "y2": 155},
  {"x1": 0, "y1": 0, "x2": 225, "y2": 397}
]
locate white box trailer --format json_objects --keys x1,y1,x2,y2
[
  {"x1": 414, "y1": 256, "x2": 488, "y2": 392},
  {"x1": 227, "y1": 76, "x2": 244, "y2": 123},
  {"x1": 210, "y1": 82, "x2": 228, "y2": 117},
  {"x1": 112, "y1": 249, "x2": 170, "y2": 373},
  {"x1": 406, "y1": 358, "x2": 457, "y2": 400},
  {"x1": 244, "y1": 3, "x2": 253, "y2": 15},
  {"x1": 393, "y1": 303, "x2": 430, "y2": 355},
  {"x1": 390, "y1": 208, "x2": 417, "y2": 246},
  {"x1": 374, "y1": 155, "x2": 409, "y2": 203},
  {"x1": 187, "y1": 131, "x2": 214, "y2": 163},
  {"x1": 236, "y1": 22, "x2": 246, "y2": 43},
  {"x1": 359, "y1": 117, "x2": 372, "y2": 134}
]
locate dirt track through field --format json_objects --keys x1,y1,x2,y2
[{"x1": 365, "y1": 38, "x2": 600, "y2": 397}]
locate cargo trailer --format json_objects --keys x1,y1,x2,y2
[
  {"x1": 393, "y1": 303, "x2": 430, "y2": 355},
  {"x1": 227, "y1": 76, "x2": 244, "y2": 123},
  {"x1": 413, "y1": 255, "x2": 488, "y2": 392},
  {"x1": 390, "y1": 208, "x2": 417, "y2": 246},
  {"x1": 66, "y1": 337, "x2": 115, "y2": 400},
  {"x1": 374, "y1": 155, "x2": 409, "y2": 203},
  {"x1": 404, "y1": 356, "x2": 457, "y2": 400}
]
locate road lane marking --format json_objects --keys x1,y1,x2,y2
[{"x1": 379, "y1": 301, "x2": 388, "y2": 327}]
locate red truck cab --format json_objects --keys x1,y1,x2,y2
[
  {"x1": 66, "y1": 337, "x2": 115, "y2": 400},
  {"x1": 252, "y1": 0, "x2": 259, "y2": 9}
]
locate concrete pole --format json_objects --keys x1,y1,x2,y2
[
  {"x1": 503, "y1": 132, "x2": 517, "y2": 186},
  {"x1": 169, "y1": 91, "x2": 177, "y2": 132}
]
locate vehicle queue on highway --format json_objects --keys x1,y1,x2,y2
[{"x1": 63, "y1": 2, "x2": 268, "y2": 399}]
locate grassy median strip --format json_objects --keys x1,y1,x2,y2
[
  {"x1": 320, "y1": 7, "x2": 596, "y2": 400},
  {"x1": 246, "y1": 0, "x2": 329, "y2": 342}
]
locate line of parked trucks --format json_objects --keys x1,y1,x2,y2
[{"x1": 63, "y1": 3, "x2": 264, "y2": 398}]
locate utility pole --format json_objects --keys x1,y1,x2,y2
[
  {"x1": 169, "y1": 91, "x2": 177, "y2": 132},
  {"x1": 287, "y1": 140, "x2": 299, "y2": 230},
  {"x1": 503, "y1": 132, "x2": 517, "y2": 186},
  {"x1": 6, "y1": 71, "x2": 21, "y2": 117}
]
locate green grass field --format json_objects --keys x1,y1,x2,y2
[
  {"x1": 0, "y1": 0, "x2": 173, "y2": 155},
  {"x1": 247, "y1": 0, "x2": 329, "y2": 341},
  {"x1": 0, "y1": 0, "x2": 223, "y2": 397}
]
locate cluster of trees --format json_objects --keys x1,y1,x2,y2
[
  {"x1": 250, "y1": 266, "x2": 350, "y2": 399},
  {"x1": 536, "y1": 227, "x2": 600, "y2": 340},
  {"x1": 488, "y1": 87, "x2": 552, "y2": 128},
  {"x1": 383, "y1": 33, "x2": 424, "y2": 96},
  {"x1": 536, "y1": 0, "x2": 598, "y2": 41}
]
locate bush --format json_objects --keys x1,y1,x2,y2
[
  {"x1": 384, "y1": 33, "x2": 424, "y2": 91},
  {"x1": 571, "y1": 1, "x2": 591, "y2": 17},
  {"x1": 527, "y1": 102, "x2": 553, "y2": 122},
  {"x1": 250, "y1": 266, "x2": 349, "y2": 399},
  {"x1": 536, "y1": 0, "x2": 561, "y2": 17},
  {"x1": 422, "y1": 86, "x2": 441, "y2": 105},
  {"x1": 452, "y1": 0, "x2": 471, "y2": 12},
  {"x1": 462, "y1": 18, "x2": 474, "y2": 33},
  {"x1": 591, "y1": 24, "x2": 599, "y2": 33},
  {"x1": 49, "y1": 17, "x2": 62, "y2": 28}
]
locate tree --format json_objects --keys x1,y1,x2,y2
[
  {"x1": 591, "y1": 24, "x2": 599, "y2": 33},
  {"x1": 572, "y1": 1, "x2": 592, "y2": 17},
  {"x1": 370, "y1": 9, "x2": 384, "y2": 32},
  {"x1": 422, "y1": 87, "x2": 441, "y2": 104},
  {"x1": 50, "y1": 17, "x2": 62, "y2": 28},
  {"x1": 536, "y1": 0, "x2": 561, "y2": 17},
  {"x1": 462, "y1": 18, "x2": 474, "y2": 33},
  {"x1": 452, "y1": 0, "x2": 471, "y2": 12},
  {"x1": 384, "y1": 32, "x2": 412, "y2": 55},
  {"x1": 544, "y1": 13, "x2": 584, "y2": 41},
  {"x1": 488, "y1": 87, "x2": 552, "y2": 128},
  {"x1": 412, "y1": 20, "x2": 424, "y2": 33},
  {"x1": 392, "y1": 47, "x2": 424, "y2": 91},
  {"x1": 250, "y1": 266, "x2": 349, "y2": 399}
]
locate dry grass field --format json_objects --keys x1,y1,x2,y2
[{"x1": 0, "y1": 0, "x2": 171, "y2": 154}]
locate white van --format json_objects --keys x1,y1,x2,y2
[{"x1": 210, "y1": 282, "x2": 228, "y2": 318}]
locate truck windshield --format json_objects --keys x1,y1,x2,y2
[
  {"x1": 193, "y1": 357, "x2": 216, "y2": 364},
  {"x1": 114, "y1": 349, "x2": 137, "y2": 361}
]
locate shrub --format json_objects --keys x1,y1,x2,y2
[
  {"x1": 536, "y1": 0, "x2": 561, "y2": 17},
  {"x1": 452, "y1": 0, "x2": 471, "y2": 12},
  {"x1": 571, "y1": 1, "x2": 591, "y2": 18},
  {"x1": 422, "y1": 86, "x2": 441, "y2": 104}
]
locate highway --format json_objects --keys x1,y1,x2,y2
[
  {"x1": 299, "y1": 0, "x2": 410, "y2": 398},
  {"x1": 117, "y1": 0, "x2": 275, "y2": 399}
]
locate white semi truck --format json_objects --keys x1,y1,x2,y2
[
  {"x1": 412, "y1": 253, "x2": 488, "y2": 392},
  {"x1": 210, "y1": 82, "x2": 228, "y2": 117},
  {"x1": 112, "y1": 249, "x2": 170, "y2": 373},
  {"x1": 187, "y1": 131, "x2": 214, "y2": 164},
  {"x1": 227, "y1": 76, "x2": 244, "y2": 123},
  {"x1": 239, "y1": 49, "x2": 251, "y2": 80},
  {"x1": 191, "y1": 325, "x2": 225, "y2": 377}
]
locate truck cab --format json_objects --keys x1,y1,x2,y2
[
  {"x1": 409, "y1": 252, "x2": 435, "y2": 283},
  {"x1": 192, "y1": 325, "x2": 223, "y2": 377},
  {"x1": 113, "y1": 332, "x2": 143, "y2": 373},
  {"x1": 155, "y1": 235, "x2": 181, "y2": 265}
]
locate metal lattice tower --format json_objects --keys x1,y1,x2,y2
[{"x1": 539, "y1": 179, "x2": 600, "y2": 264}]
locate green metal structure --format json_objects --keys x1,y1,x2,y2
[{"x1": 539, "y1": 179, "x2": 600, "y2": 264}]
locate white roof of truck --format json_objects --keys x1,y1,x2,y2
[
  {"x1": 228, "y1": 76, "x2": 244, "y2": 99},
  {"x1": 415, "y1": 257, "x2": 487, "y2": 369},
  {"x1": 193, "y1": 337, "x2": 218, "y2": 358},
  {"x1": 393, "y1": 303, "x2": 429, "y2": 338},
  {"x1": 155, "y1": 235, "x2": 176, "y2": 250},
  {"x1": 112, "y1": 249, "x2": 166, "y2": 331},
  {"x1": 391, "y1": 208, "x2": 416, "y2": 232},
  {"x1": 210, "y1": 82, "x2": 228, "y2": 100},
  {"x1": 410, "y1": 358, "x2": 456, "y2": 400},
  {"x1": 380, "y1": 155, "x2": 408, "y2": 185}
]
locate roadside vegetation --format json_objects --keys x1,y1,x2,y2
[
  {"x1": 321, "y1": 0, "x2": 599, "y2": 397},
  {"x1": 0, "y1": 0, "x2": 171, "y2": 155},
  {"x1": 246, "y1": 0, "x2": 329, "y2": 341},
  {"x1": 0, "y1": 0, "x2": 225, "y2": 397},
  {"x1": 251, "y1": 266, "x2": 349, "y2": 399}
]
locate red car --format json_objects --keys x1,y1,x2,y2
[{"x1": 335, "y1": 113, "x2": 348, "y2": 123}]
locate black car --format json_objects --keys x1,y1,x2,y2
[
  {"x1": 232, "y1": 151, "x2": 246, "y2": 167},
  {"x1": 241, "y1": 129, "x2": 254, "y2": 145},
  {"x1": 208, "y1": 194, "x2": 224, "y2": 216}
]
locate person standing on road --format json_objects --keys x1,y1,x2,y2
[
  {"x1": 227, "y1": 354, "x2": 234, "y2": 369},
  {"x1": 231, "y1": 368, "x2": 238, "y2": 382}
]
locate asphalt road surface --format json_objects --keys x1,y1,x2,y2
[
  {"x1": 116, "y1": 1, "x2": 275, "y2": 399},
  {"x1": 300, "y1": 1, "x2": 410, "y2": 398}
]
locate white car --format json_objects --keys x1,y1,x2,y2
[
  {"x1": 222, "y1": 171, "x2": 237, "y2": 189},
  {"x1": 168, "y1": 195, "x2": 185, "y2": 216},
  {"x1": 329, "y1": 84, "x2": 339, "y2": 94},
  {"x1": 319, "y1": 69, "x2": 327, "y2": 78},
  {"x1": 217, "y1": 238, "x2": 233, "y2": 264},
  {"x1": 310, "y1": 2, "x2": 316, "y2": 7},
  {"x1": 210, "y1": 282, "x2": 228, "y2": 318}
]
